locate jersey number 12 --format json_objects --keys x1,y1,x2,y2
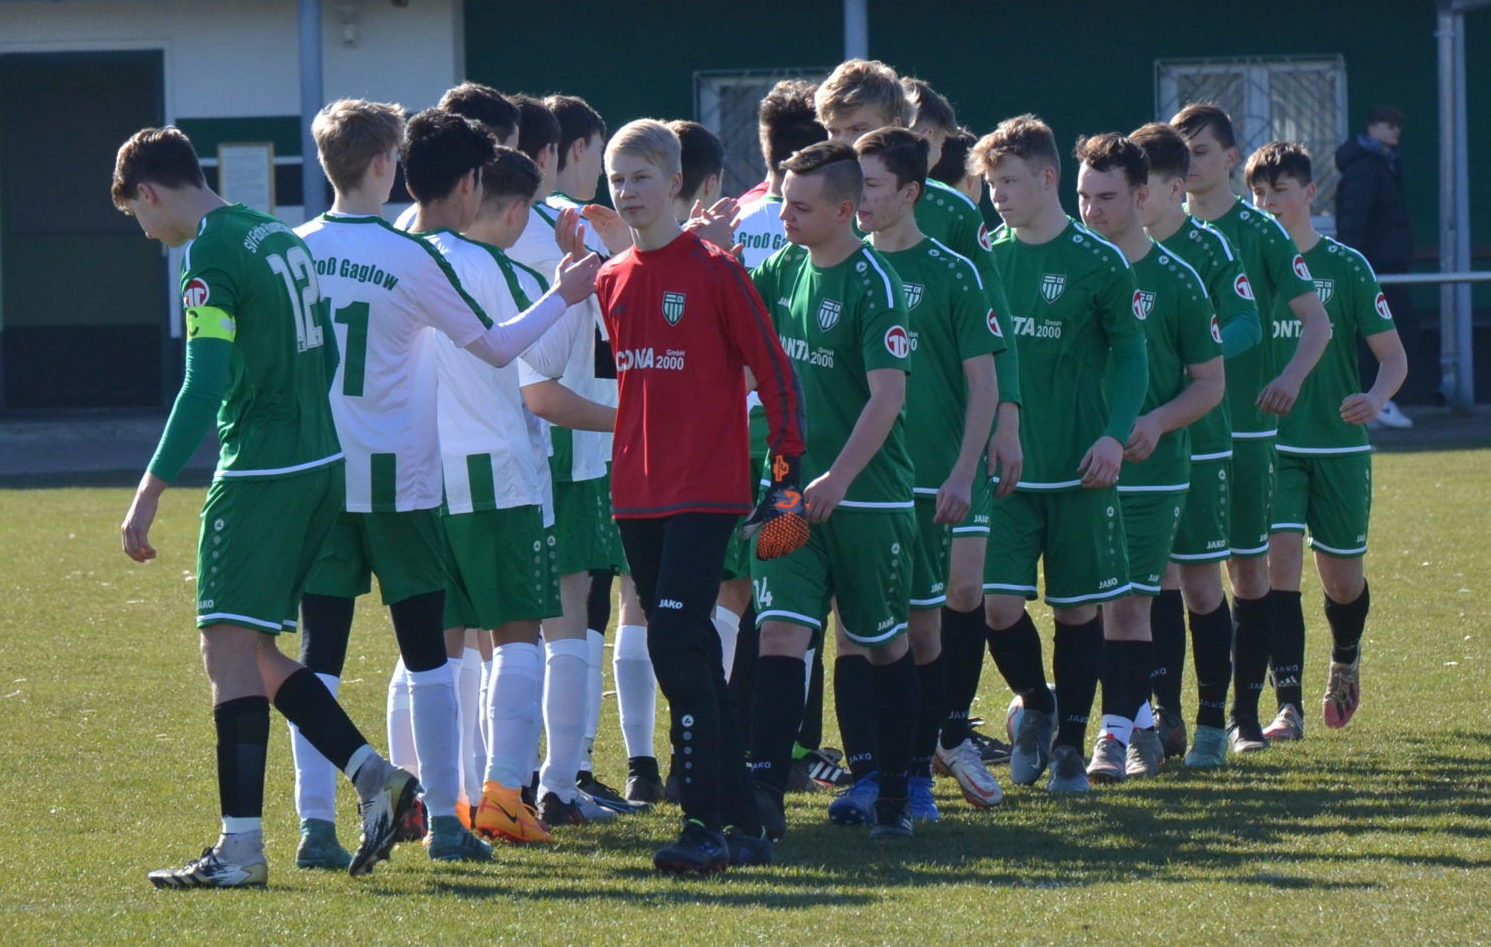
[{"x1": 266, "y1": 247, "x2": 325, "y2": 353}]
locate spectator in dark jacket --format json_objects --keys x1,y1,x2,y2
[{"x1": 1336, "y1": 105, "x2": 1415, "y2": 424}]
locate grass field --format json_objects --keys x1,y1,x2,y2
[{"x1": 1, "y1": 448, "x2": 1488, "y2": 945}]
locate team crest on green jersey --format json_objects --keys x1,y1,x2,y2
[
  {"x1": 903, "y1": 283, "x2": 924, "y2": 309},
  {"x1": 1313, "y1": 279, "x2": 1334, "y2": 306},
  {"x1": 662, "y1": 291, "x2": 686, "y2": 325},
  {"x1": 817, "y1": 298, "x2": 842, "y2": 331},
  {"x1": 1133, "y1": 290, "x2": 1155, "y2": 321},
  {"x1": 1040, "y1": 273, "x2": 1066, "y2": 303}
]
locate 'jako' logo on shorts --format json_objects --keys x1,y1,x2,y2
[{"x1": 884, "y1": 325, "x2": 910, "y2": 358}]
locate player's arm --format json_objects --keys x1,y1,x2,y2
[
  {"x1": 1208, "y1": 240, "x2": 1261, "y2": 358},
  {"x1": 1342, "y1": 328, "x2": 1407, "y2": 425},
  {"x1": 1125, "y1": 356, "x2": 1223, "y2": 463},
  {"x1": 804, "y1": 367, "x2": 905, "y2": 523},
  {"x1": 937, "y1": 352, "x2": 997, "y2": 524},
  {"x1": 965, "y1": 253, "x2": 1023, "y2": 498},
  {"x1": 1081, "y1": 268, "x2": 1148, "y2": 487},
  {"x1": 520, "y1": 379, "x2": 615, "y2": 431},
  {"x1": 122, "y1": 307, "x2": 235, "y2": 562},
  {"x1": 722, "y1": 261, "x2": 804, "y2": 459},
  {"x1": 1258, "y1": 289, "x2": 1329, "y2": 415}
]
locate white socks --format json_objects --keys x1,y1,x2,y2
[
  {"x1": 582, "y1": 629, "x2": 605, "y2": 773},
  {"x1": 539, "y1": 637, "x2": 588, "y2": 802},
  {"x1": 484, "y1": 642, "x2": 542, "y2": 790},
  {"x1": 713, "y1": 605, "x2": 741, "y2": 682},
  {"x1": 289, "y1": 671, "x2": 340, "y2": 822},
  {"x1": 1134, "y1": 700, "x2": 1155, "y2": 730},
  {"x1": 409, "y1": 660, "x2": 460, "y2": 818},
  {"x1": 1101, "y1": 714, "x2": 1135, "y2": 748},
  {"x1": 386, "y1": 659, "x2": 418, "y2": 774},
  {"x1": 613, "y1": 623, "x2": 656, "y2": 759},
  {"x1": 457, "y1": 647, "x2": 484, "y2": 807}
]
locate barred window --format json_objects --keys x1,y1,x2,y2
[
  {"x1": 1156, "y1": 55, "x2": 1348, "y2": 229},
  {"x1": 695, "y1": 68, "x2": 829, "y2": 199}
]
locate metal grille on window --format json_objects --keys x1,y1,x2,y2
[{"x1": 695, "y1": 68, "x2": 830, "y2": 199}]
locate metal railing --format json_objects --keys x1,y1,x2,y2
[{"x1": 1375, "y1": 270, "x2": 1490, "y2": 410}]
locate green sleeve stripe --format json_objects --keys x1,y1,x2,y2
[
  {"x1": 379, "y1": 220, "x2": 493, "y2": 329},
  {"x1": 507, "y1": 256, "x2": 551, "y2": 293},
  {"x1": 186, "y1": 306, "x2": 237, "y2": 343}
]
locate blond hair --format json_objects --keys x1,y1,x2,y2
[
  {"x1": 969, "y1": 113, "x2": 1060, "y2": 177},
  {"x1": 604, "y1": 118, "x2": 681, "y2": 177},
  {"x1": 312, "y1": 98, "x2": 406, "y2": 194},
  {"x1": 815, "y1": 59, "x2": 908, "y2": 126}
]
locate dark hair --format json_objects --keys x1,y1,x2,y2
[
  {"x1": 970, "y1": 113, "x2": 1060, "y2": 176},
  {"x1": 781, "y1": 140, "x2": 863, "y2": 206},
  {"x1": 1366, "y1": 104, "x2": 1406, "y2": 128},
  {"x1": 1074, "y1": 132, "x2": 1149, "y2": 188},
  {"x1": 510, "y1": 94, "x2": 561, "y2": 163},
  {"x1": 855, "y1": 126, "x2": 928, "y2": 196},
  {"x1": 1129, "y1": 122, "x2": 1190, "y2": 181},
  {"x1": 545, "y1": 94, "x2": 608, "y2": 171},
  {"x1": 481, "y1": 145, "x2": 542, "y2": 209},
  {"x1": 902, "y1": 77, "x2": 957, "y2": 133},
  {"x1": 1244, "y1": 140, "x2": 1313, "y2": 190},
  {"x1": 666, "y1": 120, "x2": 724, "y2": 204},
  {"x1": 111, "y1": 126, "x2": 206, "y2": 207},
  {"x1": 401, "y1": 108, "x2": 496, "y2": 203},
  {"x1": 758, "y1": 79, "x2": 826, "y2": 171},
  {"x1": 1171, "y1": 102, "x2": 1236, "y2": 149},
  {"x1": 929, "y1": 126, "x2": 975, "y2": 187},
  {"x1": 438, "y1": 82, "x2": 519, "y2": 143}
]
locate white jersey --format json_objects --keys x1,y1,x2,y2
[
  {"x1": 295, "y1": 213, "x2": 490, "y2": 512},
  {"x1": 423, "y1": 230, "x2": 553, "y2": 519},
  {"x1": 508, "y1": 203, "x2": 613, "y2": 483},
  {"x1": 392, "y1": 203, "x2": 418, "y2": 232},
  {"x1": 734, "y1": 194, "x2": 789, "y2": 271}
]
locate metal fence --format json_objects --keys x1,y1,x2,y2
[{"x1": 695, "y1": 67, "x2": 831, "y2": 198}]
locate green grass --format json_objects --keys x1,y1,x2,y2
[{"x1": 1, "y1": 449, "x2": 1488, "y2": 944}]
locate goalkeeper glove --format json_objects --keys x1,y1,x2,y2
[{"x1": 741, "y1": 453, "x2": 809, "y2": 560}]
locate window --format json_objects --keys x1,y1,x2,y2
[
  {"x1": 1156, "y1": 55, "x2": 1348, "y2": 228},
  {"x1": 695, "y1": 68, "x2": 830, "y2": 198}
]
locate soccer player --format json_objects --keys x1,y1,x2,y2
[
  {"x1": 930, "y1": 127, "x2": 983, "y2": 205},
  {"x1": 1245, "y1": 141, "x2": 1405, "y2": 736},
  {"x1": 290, "y1": 103, "x2": 598, "y2": 864},
  {"x1": 969, "y1": 115, "x2": 1148, "y2": 793},
  {"x1": 1130, "y1": 121, "x2": 1260, "y2": 766},
  {"x1": 1073, "y1": 133, "x2": 1223, "y2": 782},
  {"x1": 115, "y1": 126, "x2": 418, "y2": 887},
  {"x1": 596, "y1": 119, "x2": 804, "y2": 871},
  {"x1": 814, "y1": 61, "x2": 1023, "y2": 788},
  {"x1": 748, "y1": 140, "x2": 921, "y2": 839},
  {"x1": 667, "y1": 120, "x2": 725, "y2": 222},
  {"x1": 393, "y1": 82, "x2": 518, "y2": 231},
  {"x1": 853, "y1": 127, "x2": 1004, "y2": 816},
  {"x1": 1171, "y1": 104, "x2": 1331, "y2": 753},
  {"x1": 734, "y1": 80, "x2": 826, "y2": 270}
]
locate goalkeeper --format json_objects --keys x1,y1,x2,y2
[{"x1": 593, "y1": 120, "x2": 804, "y2": 873}]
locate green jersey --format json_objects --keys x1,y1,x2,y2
[
  {"x1": 1119, "y1": 240, "x2": 1223, "y2": 491},
  {"x1": 752, "y1": 242, "x2": 914, "y2": 511},
  {"x1": 1158, "y1": 216, "x2": 1255, "y2": 459},
  {"x1": 180, "y1": 203, "x2": 340, "y2": 479},
  {"x1": 1202, "y1": 199, "x2": 1317, "y2": 437},
  {"x1": 1275, "y1": 237, "x2": 1396, "y2": 453},
  {"x1": 915, "y1": 178, "x2": 1021, "y2": 405},
  {"x1": 879, "y1": 237, "x2": 1008, "y2": 491},
  {"x1": 991, "y1": 219, "x2": 1145, "y2": 491}
]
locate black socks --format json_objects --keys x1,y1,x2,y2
[
  {"x1": 1189, "y1": 599, "x2": 1233, "y2": 730},
  {"x1": 1231, "y1": 592, "x2": 1274, "y2": 721},
  {"x1": 1150, "y1": 589, "x2": 1185, "y2": 712},
  {"x1": 939, "y1": 605, "x2": 987, "y2": 749},
  {"x1": 1271, "y1": 590, "x2": 1305, "y2": 711},
  {"x1": 215, "y1": 696, "x2": 269, "y2": 820},
  {"x1": 1325, "y1": 580, "x2": 1370, "y2": 663},
  {"x1": 1052, "y1": 617, "x2": 1102, "y2": 750}
]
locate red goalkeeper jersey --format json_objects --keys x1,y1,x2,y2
[{"x1": 596, "y1": 231, "x2": 804, "y2": 518}]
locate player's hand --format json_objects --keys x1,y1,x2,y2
[
  {"x1": 1123, "y1": 413, "x2": 1163, "y2": 463},
  {"x1": 684, "y1": 197, "x2": 739, "y2": 251},
  {"x1": 554, "y1": 251, "x2": 602, "y2": 305},
  {"x1": 987, "y1": 415, "x2": 1023, "y2": 500},
  {"x1": 934, "y1": 471, "x2": 973, "y2": 525},
  {"x1": 1078, "y1": 435, "x2": 1123, "y2": 489},
  {"x1": 579, "y1": 204, "x2": 633, "y2": 255},
  {"x1": 1257, "y1": 371, "x2": 1303, "y2": 415},
  {"x1": 554, "y1": 207, "x2": 587, "y2": 258},
  {"x1": 802, "y1": 469, "x2": 848, "y2": 525},
  {"x1": 741, "y1": 454, "x2": 810, "y2": 559},
  {"x1": 120, "y1": 474, "x2": 166, "y2": 563},
  {"x1": 1340, "y1": 392, "x2": 1383, "y2": 426}
]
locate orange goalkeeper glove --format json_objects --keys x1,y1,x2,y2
[{"x1": 741, "y1": 454, "x2": 809, "y2": 560}]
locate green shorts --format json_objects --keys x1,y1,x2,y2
[
  {"x1": 553, "y1": 476, "x2": 617, "y2": 576},
  {"x1": 1118, "y1": 490, "x2": 1186, "y2": 595},
  {"x1": 982, "y1": 487, "x2": 1130, "y2": 606},
  {"x1": 196, "y1": 464, "x2": 344, "y2": 633},
  {"x1": 721, "y1": 517, "x2": 752, "y2": 581},
  {"x1": 951, "y1": 476, "x2": 993, "y2": 537},
  {"x1": 750, "y1": 507, "x2": 916, "y2": 647},
  {"x1": 443, "y1": 506, "x2": 562, "y2": 629},
  {"x1": 304, "y1": 508, "x2": 450, "y2": 605},
  {"x1": 1228, "y1": 436, "x2": 1277, "y2": 558},
  {"x1": 1272, "y1": 450, "x2": 1372, "y2": 558},
  {"x1": 1170, "y1": 457, "x2": 1231, "y2": 564},
  {"x1": 910, "y1": 497, "x2": 952, "y2": 609}
]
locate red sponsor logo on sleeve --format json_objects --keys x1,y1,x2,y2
[
  {"x1": 183, "y1": 278, "x2": 211, "y2": 308},
  {"x1": 986, "y1": 309, "x2": 1003, "y2": 337},
  {"x1": 1210, "y1": 315, "x2": 1223, "y2": 344},
  {"x1": 1233, "y1": 273, "x2": 1254, "y2": 300},
  {"x1": 977, "y1": 223, "x2": 993, "y2": 252},
  {"x1": 1374, "y1": 292, "x2": 1394, "y2": 321},
  {"x1": 1292, "y1": 254, "x2": 1312, "y2": 280},
  {"x1": 884, "y1": 325, "x2": 911, "y2": 358}
]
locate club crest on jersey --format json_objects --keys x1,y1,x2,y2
[
  {"x1": 1375, "y1": 292, "x2": 1394, "y2": 320},
  {"x1": 183, "y1": 278, "x2": 211, "y2": 308},
  {"x1": 986, "y1": 309, "x2": 1004, "y2": 337},
  {"x1": 662, "y1": 291, "x2": 686, "y2": 325},
  {"x1": 977, "y1": 223, "x2": 993, "y2": 251},
  {"x1": 1210, "y1": 315, "x2": 1223, "y2": 344},
  {"x1": 884, "y1": 325, "x2": 911, "y2": 358},
  {"x1": 1040, "y1": 273, "x2": 1066, "y2": 303},
  {"x1": 817, "y1": 298, "x2": 843, "y2": 331},
  {"x1": 1292, "y1": 254, "x2": 1312, "y2": 280},
  {"x1": 1132, "y1": 290, "x2": 1154, "y2": 321},
  {"x1": 903, "y1": 283, "x2": 924, "y2": 309},
  {"x1": 1314, "y1": 279, "x2": 1335, "y2": 306},
  {"x1": 1234, "y1": 273, "x2": 1255, "y2": 300}
]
